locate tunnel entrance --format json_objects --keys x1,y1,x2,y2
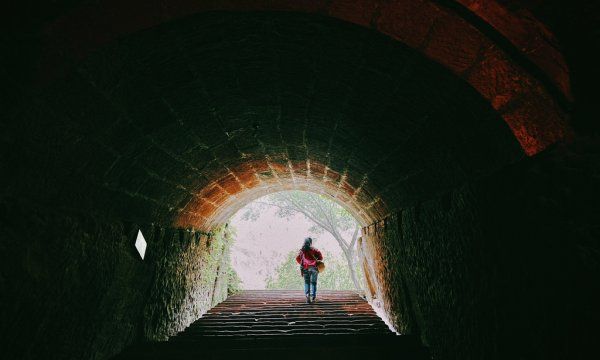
[
  {"x1": 4, "y1": 5, "x2": 597, "y2": 360},
  {"x1": 228, "y1": 190, "x2": 365, "y2": 292}
]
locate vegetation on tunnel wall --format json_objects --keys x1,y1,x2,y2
[
  {"x1": 142, "y1": 224, "x2": 241, "y2": 341},
  {"x1": 0, "y1": 201, "x2": 244, "y2": 360}
]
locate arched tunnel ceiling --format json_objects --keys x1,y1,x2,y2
[
  {"x1": 39, "y1": 0, "x2": 572, "y2": 157},
  {"x1": 10, "y1": 12, "x2": 531, "y2": 230},
  {"x1": 40, "y1": 1, "x2": 574, "y2": 102}
]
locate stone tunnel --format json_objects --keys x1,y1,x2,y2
[{"x1": 1, "y1": 1, "x2": 599, "y2": 359}]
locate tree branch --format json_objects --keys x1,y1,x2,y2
[{"x1": 350, "y1": 225, "x2": 359, "y2": 249}]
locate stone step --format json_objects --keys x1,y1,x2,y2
[
  {"x1": 195, "y1": 315, "x2": 385, "y2": 321},
  {"x1": 113, "y1": 290, "x2": 430, "y2": 359},
  {"x1": 178, "y1": 289, "x2": 391, "y2": 337},
  {"x1": 115, "y1": 334, "x2": 429, "y2": 359},
  {"x1": 181, "y1": 325, "x2": 391, "y2": 335},
  {"x1": 189, "y1": 319, "x2": 387, "y2": 326},
  {"x1": 178, "y1": 330, "x2": 391, "y2": 337}
]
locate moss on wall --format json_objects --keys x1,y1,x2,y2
[
  {"x1": 142, "y1": 225, "x2": 236, "y2": 341},
  {"x1": 0, "y1": 200, "x2": 238, "y2": 359}
]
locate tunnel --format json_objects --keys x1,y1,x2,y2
[{"x1": 1, "y1": 1, "x2": 599, "y2": 359}]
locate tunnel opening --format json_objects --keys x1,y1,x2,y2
[
  {"x1": 2, "y1": 5, "x2": 599, "y2": 360},
  {"x1": 227, "y1": 190, "x2": 366, "y2": 292}
]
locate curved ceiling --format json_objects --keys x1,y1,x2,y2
[
  {"x1": 8, "y1": 12, "x2": 530, "y2": 229},
  {"x1": 39, "y1": 1, "x2": 572, "y2": 157}
]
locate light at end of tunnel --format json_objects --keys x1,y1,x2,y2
[{"x1": 135, "y1": 230, "x2": 147, "y2": 260}]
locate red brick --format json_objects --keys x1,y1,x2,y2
[
  {"x1": 467, "y1": 45, "x2": 531, "y2": 110},
  {"x1": 423, "y1": 16, "x2": 485, "y2": 74},
  {"x1": 328, "y1": 0, "x2": 380, "y2": 28},
  {"x1": 220, "y1": 174, "x2": 243, "y2": 195},
  {"x1": 501, "y1": 90, "x2": 572, "y2": 156},
  {"x1": 376, "y1": 0, "x2": 443, "y2": 49}
]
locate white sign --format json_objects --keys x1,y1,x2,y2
[{"x1": 135, "y1": 230, "x2": 147, "y2": 260}]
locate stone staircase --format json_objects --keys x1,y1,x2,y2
[{"x1": 114, "y1": 290, "x2": 429, "y2": 359}]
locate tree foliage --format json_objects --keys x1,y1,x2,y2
[
  {"x1": 241, "y1": 190, "x2": 363, "y2": 289},
  {"x1": 226, "y1": 266, "x2": 243, "y2": 295},
  {"x1": 265, "y1": 250, "x2": 362, "y2": 290}
]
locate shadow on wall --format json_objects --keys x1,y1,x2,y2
[
  {"x1": 358, "y1": 139, "x2": 600, "y2": 360},
  {"x1": 0, "y1": 212, "x2": 236, "y2": 359}
]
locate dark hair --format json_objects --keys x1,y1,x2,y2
[{"x1": 302, "y1": 237, "x2": 312, "y2": 251}]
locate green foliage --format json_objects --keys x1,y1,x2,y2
[
  {"x1": 201, "y1": 228, "x2": 229, "y2": 277},
  {"x1": 201, "y1": 226, "x2": 242, "y2": 299},
  {"x1": 242, "y1": 191, "x2": 357, "y2": 232},
  {"x1": 265, "y1": 251, "x2": 303, "y2": 290},
  {"x1": 226, "y1": 266, "x2": 243, "y2": 295},
  {"x1": 239, "y1": 190, "x2": 363, "y2": 290},
  {"x1": 266, "y1": 250, "x2": 363, "y2": 290}
]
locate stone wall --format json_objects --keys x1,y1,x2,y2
[
  {"x1": 359, "y1": 140, "x2": 600, "y2": 360},
  {"x1": 0, "y1": 199, "x2": 233, "y2": 360}
]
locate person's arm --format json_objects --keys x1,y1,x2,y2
[
  {"x1": 296, "y1": 251, "x2": 303, "y2": 265},
  {"x1": 314, "y1": 248, "x2": 323, "y2": 260}
]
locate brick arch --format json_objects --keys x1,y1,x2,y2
[
  {"x1": 176, "y1": 159, "x2": 377, "y2": 229},
  {"x1": 37, "y1": 11, "x2": 525, "y2": 230},
  {"x1": 42, "y1": 0, "x2": 572, "y2": 156}
]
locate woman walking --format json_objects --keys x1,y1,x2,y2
[{"x1": 296, "y1": 237, "x2": 323, "y2": 304}]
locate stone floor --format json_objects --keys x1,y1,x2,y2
[{"x1": 114, "y1": 290, "x2": 429, "y2": 359}]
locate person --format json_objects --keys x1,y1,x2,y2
[{"x1": 296, "y1": 237, "x2": 323, "y2": 304}]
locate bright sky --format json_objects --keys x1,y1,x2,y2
[{"x1": 229, "y1": 199, "x2": 349, "y2": 289}]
